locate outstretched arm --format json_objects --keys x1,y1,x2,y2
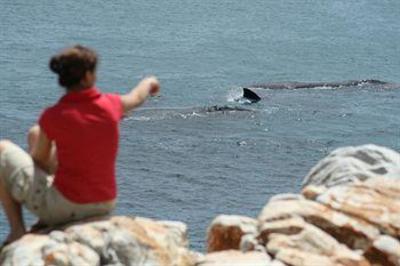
[{"x1": 121, "y1": 76, "x2": 160, "y2": 114}]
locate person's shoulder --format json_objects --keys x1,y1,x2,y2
[
  {"x1": 101, "y1": 93, "x2": 124, "y2": 119},
  {"x1": 39, "y1": 102, "x2": 64, "y2": 138},
  {"x1": 41, "y1": 103, "x2": 61, "y2": 116},
  {"x1": 102, "y1": 92, "x2": 120, "y2": 99},
  {"x1": 102, "y1": 92, "x2": 122, "y2": 106},
  {"x1": 39, "y1": 100, "x2": 67, "y2": 123}
]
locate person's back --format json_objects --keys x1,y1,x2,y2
[{"x1": 40, "y1": 88, "x2": 123, "y2": 203}]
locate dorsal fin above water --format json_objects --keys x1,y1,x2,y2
[{"x1": 243, "y1": 88, "x2": 261, "y2": 103}]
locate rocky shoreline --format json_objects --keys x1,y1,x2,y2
[{"x1": 1, "y1": 144, "x2": 400, "y2": 266}]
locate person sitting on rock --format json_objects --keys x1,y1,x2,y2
[{"x1": 0, "y1": 45, "x2": 160, "y2": 246}]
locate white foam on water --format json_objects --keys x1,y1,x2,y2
[
  {"x1": 226, "y1": 88, "x2": 243, "y2": 103},
  {"x1": 309, "y1": 86, "x2": 341, "y2": 90}
]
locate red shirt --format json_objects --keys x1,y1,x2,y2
[{"x1": 39, "y1": 87, "x2": 123, "y2": 203}]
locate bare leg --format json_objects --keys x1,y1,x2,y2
[
  {"x1": 27, "y1": 125, "x2": 40, "y2": 154},
  {"x1": 0, "y1": 140, "x2": 26, "y2": 243}
]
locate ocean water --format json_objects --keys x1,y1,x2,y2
[{"x1": 0, "y1": 0, "x2": 399, "y2": 250}]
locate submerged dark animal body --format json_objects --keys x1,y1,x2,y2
[
  {"x1": 127, "y1": 105, "x2": 254, "y2": 121},
  {"x1": 203, "y1": 105, "x2": 252, "y2": 113},
  {"x1": 240, "y1": 79, "x2": 399, "y2": 104},
  {"x1": 250, "y1": 79, "x2": 391, "y2": 90}
]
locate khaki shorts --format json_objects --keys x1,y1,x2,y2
[{"x1": 0, "y1": 142, "x2": 115, "y2": 226}]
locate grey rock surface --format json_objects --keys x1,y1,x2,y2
[{"x1": 302, "y1": 144, "x2": 400, "y2": 188}]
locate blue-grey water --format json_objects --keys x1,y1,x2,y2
[{"x1": 1, "y1": 0, "x2": 399, "y2": 250}]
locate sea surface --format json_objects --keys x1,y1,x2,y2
[{"x1": 0, "y1": 0, "x2": 399, "y2": 250}]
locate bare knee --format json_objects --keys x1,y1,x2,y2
[
  {"x1": 27, "y1": 125, "x2": 40, "y2": 152},
  {"x1": 0, "y1": 140, "x2": 13, "y2": 153},
  {"x1": 28, "y1": 125, "x2": 40, "y2": 140}
]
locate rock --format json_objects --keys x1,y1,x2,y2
[
  {"x1": 43, "y1": 240, "x2": 100, "y2": 266},
  {"x1": 158, "y1": 220, "x2": 190, "y2": 248},
  {"x1": 303, "y1": 177, "x2": 400, "y2": 265},
  {"x1": 240, "y1": 233, "x2": 264, "y2": 252},
  {"x1": 268, "y1": 193, "x2": 304, "y2": 202},
  {"x1": 364, "y1": 235, "x2": 400, "y2": 266},
  {"x1": 266, "y1": 223, "x2": 370, "y2": 266},
  {"x1": 258, "y1": 216, "x2": 308, "y2": 242},
  {"x1": 0, "y1": 216, "x2": 195, "y2": 266},
  {"x1": 271, "y1": 248, "x2": 351, "y2": 266},
  {"x1": 0, "y1": 235, "x2": 58, "y2": 266},
  {"x1": 207, "y1": 215, "x2": 258, "y2": 252},
  {"x1": 364, "y1": 177, "x2": 400, "y2": 200},
  {"x1": 302, "y1": 144, "x2": 400, "y2": 188},
  {"x1": 200, "y1": 145, "x2": 400, "y2": 266},
  {"x1": 258, "y1": 196, "x2": 380, "y2": 251},
  {"x1": 308, "y1": 177, "x2": 400, "y2": 237},
  {"x1": 195, "y1": 250, "x2": 272, "y2": 266},
  {"x1": 269, "y1": 260, "x2": 288, "y2": 266}
]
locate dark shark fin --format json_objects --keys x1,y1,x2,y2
[{"x1": 242, "y1": 88, "x2": 261, "y2": 103}]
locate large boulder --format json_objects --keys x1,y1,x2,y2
[
  {"x1": 302, "y1": 144, "x2": 400, "y2": 188},
  {"x1": 302, "y1": 177, "x2": 400, "y2": 266},
  {"x1": 0, "y1": 216, "x2": 195, "y2": 266},
  {"x1": 266, "y1": 222, "x2": 370, "y2": 266},
  {"x1": 207, "y1": 215, "x2": 258, "y2": 252},
  {"x1": 258, "y1": 194, "x2": 380, "y2": 251},
  {"x1": 304, "y1": 177, "x2": 400, "y2": 237},
  {"x1": 203, "y1": 145, "x2": 400, "y2": 266},
  {"x1": 195, "y1": 250, "x2": 277, "y2": 266}
]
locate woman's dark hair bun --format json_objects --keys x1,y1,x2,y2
[
  {"x1": 49, "y1": 55, "x2": 62, "y2": 74},
  {"x1": 49, "y1": 45, "x2": 98, "y2": 89}
]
